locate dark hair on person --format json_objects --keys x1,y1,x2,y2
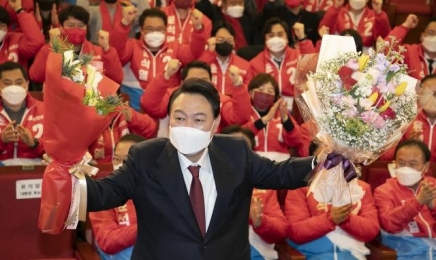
[
  {"x1": 248, "y1": 73, "x2": 280, "y2": 101},
  {"x1": 211, "y1": 21, "x2": 235, "y2": 37},
  {"x1": 0, "y1": 62, "x2": 28, "y2": 81},
  {"x1": 139, "y1": 8, "x2": 167, "y2": 28},
  {"x1": 394, "y1": 139, "x2": 431, "y2": 163},
  {"x1": 58, "y1": 5, "x2": 90, "y2": 26},
  {"x1": 181, "y1": 60, "x2": 212, "y2": 81},
  {"x1": 0, "y1": 7, "x2": 10, "y2": 26},
  {"x1": 168, "y1": 78, "x2": 220, "y2": 118},
  {"x1": 340, "y1": 29, "x2": 363, "y2": 54},
  {"x1": 221, "y1": 125, "x2": 256, "y2": 149},
  {"x1": 262, "y1": 17, "x2": 289, "y2": 39}
]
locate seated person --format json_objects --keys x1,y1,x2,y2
[
  {"x1": 29, "y1": 5, "x2": 124, "y2": 85},
  {"x1": 0, "y1": 1, "x2": 44, "y2": 70},
  {"x1": 0, "y1": 62, "x2": 44, "y2": 165},
  {"x1": 221, "y1": 125, "x2": 288, "y2": 260},
  {"x1": 285, "y1": 141, "x2": 380, "y2": 260},
  {"x1": 374, "y1": 139, "x2": 436, "y2": 260},
  {"x1": 89, "y1": 134, "x2": 145, "y2": 260}
]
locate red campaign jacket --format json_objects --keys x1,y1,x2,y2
[
  {"x1": 88, "y1": 111, "x2": 158, "y2": 163},
  {"x1": 303, "y1": 0, "x2": 333, "y2": 12},
  {"x1": 374, "y1": 177, "x2": 436, "y2": 237},
  {"x1": 250, "y1": 189, "x2": 288, "y2": 244},
  {"x1": 162, "y1": 4, "x2": 212, "y2": 45},
  {"x1": 248, "y1": 40, "x2": 315, "y2": 99},
  {"x1": 89, "y1": 199, "x2": 137, "y2": 255},
  {"x1": 111, "y1": 21, "x2": 206, "y2": 91},
  {"x1": 29, "y1": 41, "x2": 124, "y2": 84},
  {"x1": 318, "y1": 5, "x2": 390, "y2": 48},
  {"x1": 0, "y1": 0, "x2": 34, "y2": 32},
  {"x1": 243, "y1": 107, "x2": 303, "y2": 158},
  {"x1": 285, "y1": 181, "x2": 379, "y2": 244},
  {"x1": 0, "y1": 95, "x2": 45, "y2": 160},
  {"x1": 380, "y1": 112, "x2": 436, "y2": 162},
  {"x1": 140, "y1": 73, "x2": 251, "y2": 128},
  {"x1": 298, "y1": 121, "x2": 315, "y2": 157},
  {"x1": 199, "y1": 51, "x2": 251, "y2": 96},
  {"x1": 0, "y1": 12, "x2": 44, "y2": 70}
]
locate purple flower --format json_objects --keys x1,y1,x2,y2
[
  {"x1": 389, "y1": 64, "x2": 400, "y2": 73},
  {"x1": 361, "y1": 111, "x2": 385, "y2": 129}
]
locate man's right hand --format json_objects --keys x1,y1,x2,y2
[
  {"x1": 416, "y1": 181, "x2": 436, "y2": 205},
  {"x1": 121, "y1": 5, "x2": 137, "y2": 26},
  {"x1": 1, "y1": 121, "x2": 18, "y2": 143},
  {"x1": 330, "y1": 204, "x2": 352, "y2": 225},
  {"x1": 164, "y1": 59, "x2": 182, "y2": 80},
  {"x1": 402, "y1": 14, "x2": 419, "y2": 30},
  {"x1": 261, "y1": 99, "x2": 280, "y2": 125},
  {"x1": 49, "y1": 28, "x2": 61, "y2": 41}
]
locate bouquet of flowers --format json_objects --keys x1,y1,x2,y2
[{"x1": 39, "y1": 37, "x2": 123, "y2": 235}]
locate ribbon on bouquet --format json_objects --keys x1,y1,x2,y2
[
  {"x1": 324, "y1": 153, "x2": 357, "y2": 183},
  {"x1": 64, "y1": 153, "x2": 98, "y2": 228}
]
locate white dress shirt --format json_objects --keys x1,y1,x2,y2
[{"x1": 178, "y1": 149, "x2": 217, "y2": 231}]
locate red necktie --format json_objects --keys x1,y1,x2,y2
[{"x1": 188, "y1": 165, "x2": 206, "y2": 237}]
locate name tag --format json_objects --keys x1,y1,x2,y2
[{"x1": 408, "y1": 221, "x2": 420, "y2": 234}]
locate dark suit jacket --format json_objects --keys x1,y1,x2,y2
[{"x1": 86, "y1": 135, "x2": 313, "y2": 260}]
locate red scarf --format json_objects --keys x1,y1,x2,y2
[
  {"x1": 223, "y1": 14, "x2": 248, "y2": 51},
  {"x1": 100, "y1": 3, "x2": 123, "y2": 35}
]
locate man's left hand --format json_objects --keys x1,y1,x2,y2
[
  {"x1": 191, "y1": 9, "x2": 203, "y2": 30},
  {"x1": 228, "y1": 65, "x2": 242, "y2": 87},
  {"x1": 250, "y1": 196, "x2": 264, "y2": 228},
  {"x1": 98, "y1": 30, "x2": 110, "y2": 52},
  {"x1": 16, "y1": 125, "x2": 35, "y2": 147}
]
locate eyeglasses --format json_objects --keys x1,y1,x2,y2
[
  {"x1": 63, "y1": 22, "x2": 86, "y2": 29},
  {"x1": 142, "y1": 26, "x2": 166, "y2": 33}
]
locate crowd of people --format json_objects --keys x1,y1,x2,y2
[{"x1": 2, "y1": 0, "x2": 436, "y2": 259}]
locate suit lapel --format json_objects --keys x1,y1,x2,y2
[{"x1": 153, "y1": 141, "x2": 200, "y2": 236}]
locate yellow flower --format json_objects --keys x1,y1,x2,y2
[
  {"x1": 368, "y1": 92, "x2": 378, "y2": 104},
  {"x1": 378, "y1": 100, "x2": 391, "y2": 112},
  {"x1": 358, "y1": 54, "x2": 369, "y2": 71},
  {"x1": 395, "y1": 82, "x2": 407, "y2": 96},
  {"x1": 85, "y1": 88, "x2": 93, "y2": 96}
]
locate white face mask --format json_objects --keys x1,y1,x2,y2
[
  {"x1": 226, "y1": 6, "x2": 244, "y2": 18},
  {"x1": 113, "y1": 163, "x2": 122, "y2": 171},
  {"x1": 349, "y1": 0, "x2": 366, "y2": 10},
  {"x1": 395, "y1": 166, "x2": 424, "y2": 186},
  {"x1": 144, "y1": 31, "x2": 166, "y2": 48},
  {"x1": 266, "y1": 36, "x2": 287, "y2": 53},
  {"x1": 2, "y1": 85, "x2": 27, "y2": 105},
  {"x1": 169, "y1": 122, "x2": 215, "y2": 155},
  {"x1": 0, "y1": 30, "x2": 6, "y2": 42},
  {"x1": 422, "y1": 36, "x2": 436, "y2": 53}
]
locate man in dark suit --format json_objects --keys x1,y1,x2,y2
[{"x1": 80, "y1": 78, "x2": 315, "y2": 259}]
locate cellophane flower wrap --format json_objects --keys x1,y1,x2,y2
[
  {"x1": 39, "y1": 38, "x2": 123, "y2": 234},
  {"x1": 294, "y1": 35, "x2": 430, "y2": 208}
]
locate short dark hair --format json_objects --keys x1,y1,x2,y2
[
  {"x1": 211, "y1": 21, "x2": 235, "y2": 38},
  {"x1": 340, "y1": 29, "x2": 363, "y2": 54},
  {"x1": 262, "y1": 17, "x2": 289, "y2": 39},
  {"x1": 58, "y1": 5, "x2": 90, "y2": 26},
  {"x1": 181, "y1": 60, "x2": 212, "y2": 81},
  {"x1": 139, "y1": 8, "x2": 167, "y2": 28},
  {"x1": 0, "y1": 62, "x2": 28, "y2": 81},
  {"x1": 168, "y1": 78, "x2": 220, "y2": 118},
  {"x1": 221, "y1": 125, "x2": 256, "y2": 149},
  {"x1": 0, "y1": 7, "x2": 10, "y2": 26},
  {"x1": 248, "y1": 73, "x2": 280, "y2": 101},
  {"x1": 115, "y1": 134, "x2": 146, "y2": 150},
  {"x1": 394, "y1": 139, "x2": 431, "y2": 163}
]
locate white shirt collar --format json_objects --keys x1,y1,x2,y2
[{"x1": 177, "y1": 148, "x2": 211, "y2": 172}]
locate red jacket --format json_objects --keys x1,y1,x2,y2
[
  {"x1": 250, "y1": 189, "x2": 288, "y2": 244},
  {"x1": 304, "y1": 0, "x2": 333, "y2": 12},
  {"x1": 89, "y1": 199, "x2": 137, "y2": 254},
  {"x1": 199, "y1": 51, "x2": 251, "y2": 96},
  {"x1": 162, "y1": 4, "x2": 212, "y2": 45},
  {"x1": 318, "y1": 5, "x2": 390, "y2": 48},
  {"x1": 141, "y1": 73, "x2": 251, "y2": 129},
  {"x1": 0, "y1": 12, "x2": 44, "y2": 70},
  {"x1": 248, "y1": 40, "x2": 315, "y2": 98},
  {"x1": 374, "y1": 177, "x2": 436, "y2": 237},
  {"x1": 0, "y1": 0, "x2": 34, "y2": 32},
  {"x1": 29, "y1": 41, "x2": 124, "y2": 84},
  {"x1": 0, "y1": 94, "x2": 45, "y2": 161},
  {"x1": 243, "y1": 107, "x2": 303, "y2": 160},
  {"x1": 88, "y1": 111, "x2": 158, "y2": 163},
  {"x1": 111, "y1": 21, "x2": 206, "y2": 91},
  {"x1": 285, "y1": 181, "x2": 379, "y2": 244}
]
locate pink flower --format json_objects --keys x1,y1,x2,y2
[
  {"x1": 373, "y1": 116, "x2": 386, "y2": 129},
  {"x1": 342, "y1": 108, "x2": 359, "y2": 118},
  {"x1": 341, "y1": 95, "x2": 357, "y2": 107},
  {"x1": 359, "y1": 98, "x2": 373, "y2": 111},
  {"x1": 346, "y1": 59, "x2": 359, "y2": 70},
  {"x1": 361, "y1": 111, "x2": 385, "y2": 129}
]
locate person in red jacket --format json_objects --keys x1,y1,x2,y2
[
  {"x1": 0, "y1": 0, "x2": 33, "y2": 31},
  {"x1": 243, "y1": 73, "x2": 303, "y2": 162},
  {"x1": 110, "y1": 7, "x2": 207, "y2": 112},
  {"x1": 374, "y1": 140, "x2": 436, "y2": 259},
  {"x1": 161, "y1": 0, "x2": 211, "y2": 44},
  {"x1": 318, "y1": 0, "x2": 390, "y2": 52},
  {"x1": 29, "y1": 5, "x2": 124, "y2": 85},
  {"x1": 89, "y1": 134, "x2": 146, "y2": 260},
  {"x1": 248, "y1": 17, "x2": 315, "y2": 113},
  {"x1": 0, "y1": 62, "x2": 45, "y2": 165},
  {"x1": 199, "y1": 21, "x2": 251, "y2": 96},
  {"x1": 0, "y1": 0, "x2": 44, "y2": 71},
  {"x1": 141, "y1": 59, "x2": 251, "y2": 137},
  {"x1": 303, "y1": 0, "x2": 333, "y2": 12},
  {"x1": 221, "y1": 124, "x2": 288, "y2": 260}
]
